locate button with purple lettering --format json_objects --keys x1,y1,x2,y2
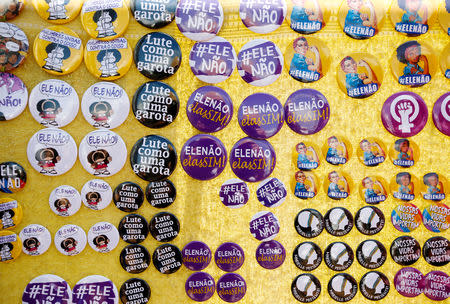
[
  {"x1": 182, "y1": 241, "x2": 212, "y2": 271},
  {"x1": 186, "y1": 86, "x2": 233, "y2": 133},
  {"x1": 49, "y1": 185, "x2": 81, "y2": 217},
  {"x1": 180, "y1": 134, "x2": 227, "y2": 181},
  {"x1": 119, "y1": 278, "x2": 151, "y2": 304},
  {"x1": 217, "y1": 273, "x2": 246, "y2": 302},
  {"x1": 189, "y1": 37, "x2": 237, "y2": 83},
  {"x1": 433, "y1": 93, "x2": 450, "y2": 136},
  {"x1": 54, "y1": 224, "x2": 87, "y2": 256},
  {"x1": 239, "y1": 0, "x2": 287, "y2": 34},
  {"x1": 219, "y1": 179, "x2": 249, "y2": 209},
  {"x1": 255, "y1": 240, "x2": 285, "y2": 269},
  {"x1": 256, "y1": 177, "x2": 287, "y2": 208},
  {"x1": 73, "y1": 275, "x2": 119, "y2": 304},
  {"x1": 81, "y1": 179, "x2": 113, "y2": 211},
  {"x1": 238, "y1": 93, "x2": 284, "y2": 139},
  {"x1": 394, "y1": 267, "x2": 423, "y2": 297},
  {"x1": 237, "y1": 39, "x2": 283, "y2": 86},
  {"x1": 0, "y1": 162, "x2": 26, "y2": 193},
  {"x1": 20, "y1": 224, "x2": 51, "y2": 256},
  {"x1": 175, "y1": 0, "x2": 224, "y2": 41},
  {"x1": 230, "y1": 137, "x2": 276, "y2": 183},
  {"x1": 249, "y1": 211, "x2": 280, "y2": 241},
  {"x1": 22, "y1": 274, "x2": 71, "y2": 304},
  {"x1": 422, "y1": 271, "x2": 449, "y2": 301},
  {"x1": 284, "y1": 89, "x2": 329, "y2": 135},
  {"x1": 215, "y1": 242, "x2": 245, "y2": 272},
  {"x1": 0, "y1": 73, "x2": 27, "y2": 121},
  {"x1": 88, "y1": 221, "x2": 119, "y2": 253},
  {"x1": 185, "y1": 272, "x2": 215, "y2": 302},
  {"x1": 381, "y1": 92, "x2": 428, "y2": 137}
]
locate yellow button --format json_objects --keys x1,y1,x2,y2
[
  {"x1": 0, "y1": 198, "x2": 23, "y2": 230},
  {"x1": 0, "y1": 230, "x2": 21, "y2": 263},
  {"x1": 32, "y1": 0, "x2": 83, "y2": 24},
  {"x1": 389, "y1": 0, "x2": 438, "y2": 36}
]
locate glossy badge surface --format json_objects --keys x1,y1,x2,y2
[
  {"x1": 0, "y1": 22, "x2": 28, "y2": 71},
  {"x1": 131, "y1": 0, "x2": 177, "y2": 29},
  {"x1": 0, "y1": 162, "x2": 26, "y2": 193},
  {"x1": 0, "y1": 73, "x2": 27, "y2": 121},
  {"x1": 33, "y1": 0, "x2": 83, "y2": 24},
  {"x1": 239, "y1": 0, "x2": 287, "y2": 34}
]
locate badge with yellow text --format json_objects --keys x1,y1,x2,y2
[{"x1": 33, "y1": 0, "x2": 83, "y2": 24}]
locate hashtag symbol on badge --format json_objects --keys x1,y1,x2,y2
[
  {"x1": 75, "y1": 284, "x2": 87, "y2": 299},
  {"x1": 222, "y1": 185, "x2": 230, "y2": 195},
  {"x1": 252, "y1": 220, "x2": 259, "y2": 230},
  {"x1": 183, "y1": 0, "x2": 194, "y2": 14},
  {"x1": 28, "y1": 284, "x2": 42, "y2": 299},
  {"x1": 246, "y1": 0, "x2": 255, "y2": 9},
  {"x1": 196, "y1": 43, "x2": 207, "y2": 57},
  {"x1": 241, "y1": 50, "x2": 251, "y2": 66}
]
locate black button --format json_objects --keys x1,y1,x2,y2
[
  {"x1": 328, "y1": 273, "x2": 358, "y2": 302},
  {"x1": 149, "y1": 212, "x2": 180, "y2": 242},
  {"x1": 118, "y1": 214, "x2": 149, "y2": 244},
  {"x1": 355, "y1": 206, "x2": 385, "y2": 235},
  {"x1": 0, "y1": 161, "x2": 26, "y2": 193},
  {"x1": 291, "y1": 274, "x2": 321, "y2": 303},
  {"x1": 120, "y1": 244, "x2": 150, "y2": 273},
  {"x1": 356, "y1": 240, "x2": 387, "y2": 269},
  {"x1": 113, "y1": 182, "x2": 144, "y2": 212},
  {"x1": 146, "y1": 179, "x2": 176, "y2": 208},
  {"x1": 359, "y1": 271, "x2": 390, "y2": 300},
  {"x1": 390, "y1": 236, "x2": 421, "y2": 266},
  {"x1": 324, "y1": 207, "x2": 353, "y2": 236},
  {"x1": 422, "y1": 236, "x2": 449, "y2": 266},
  {"x1": 120, "y1": 278, "x2": 151, "y2": 304},
  {"x1": 130, "y1": 0, "x2": 177, "y2": 29},
  {"x1": 324, "y1": 242, "x2": 354, "y2": 271},
  {"x1": 294, "y1": 209, "x2": 324, "y2": 238},
  {"x1": 293, "y1": 242, "x2": 322, "y2": 271},
  {"x1": 152, "y1": 243, "x2": 183, "y2": 274}
]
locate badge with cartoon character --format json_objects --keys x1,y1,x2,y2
[
  {"x1": 19, "y1": 224, "x2": 52, "y2": 256},
  {"x1": 33, "y1": 0, "x2": 83, "y2": 24},
  {"x1": 325, "y1": 170, "x2": 351, "y2": 200},
  {"x1": 49, "y1": 185, "x2": 81, "y2": 217},
  {"x1": 357, "y1": 138, "x2": 386, "y2": 167},
  {"x1": 81, "y1": 179, "x2": 112, "y2": 211},
  {"x1": 0, "y1": 22, "x2": 28, "y2": 71},
  {"x1": 54, "y1": 224, "x2": 86, "y2": 256},
  {"x1": 294, "y1": 142, "x2": 320, "y2": 170},
  {"x1": 88, "y1": 221, "x2": 119, "y2": 253},
  {"x1": 0, "y1": 0, "x2": 24, "y2": 21},
  {"x1": 294, "y1": 170, "x2": 318, "y2": 199},
  {"x1": 421, "y1": 172, "x2": 446, "y2": 201},
  {"x1": 360, "y1": 176, "x2": 388, "y2": 204},
  {"x1": 0, "y1": 198, "x2": 22, "y2": 230},
  {"x1": 323, "y1": 136, "x2": 351, "y2": 165},
  {"x1": 0, "y1": 231, "x2": 20, "y2": 262},
  {"x1": 390, "y1": 0, "x2": 438, "y2": 36},
  {"x1": 391, "y1": 172, "x2": 418, "y2": 201},
  {"x1": 287, "y1": 0, "x2": 329, "y2": 34}
]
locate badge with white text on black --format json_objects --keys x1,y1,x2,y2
[
  {"x1": 295, "y1": 209, "x2": 324, "y2": 238},
  {"x1": 153, "y1": 243, "x2": 182, "y2": 274},
  {"x1": 422, "y1": 236, "x2": 449, "y2": 267},
  {"x1": 149, "y1": 212, "x2": 179, "y2": 242},
  {"x1": 120, "y1": 278, "x2": 151, "y2": 304},
  {"x1": 356, "y1": 239, "x2": 387, "y2": 269},
  {"x1": 120, "y1": 244, "x2": 150, "y2": 274},
  {"x1": 324, "y1": 207, "x2": 353, "y2": 236},
  {"x1": 390, "y1": 235, "x2": 421, "y2": 266},
  {"x1": 146, "y1": 179, "x2": 176, "y2": 208},
  {"x1": 118, "y1": 214, "x2": 149, "y2": 244},
  {"x1": 355, "y1": 206, "x2": 385, "y2": 235},
  {"x1": 131, "y1": 0, "x2": 176, "y2": 29},
  {"x1": 328, "y1": 273, "x2": 357, "y2": 302},
  {"x1": 0, "y1": 162, "x2": 26, "y2": 193},
  {"x1": 113, "y1": 181, "x2": 144, "y2": 212}
]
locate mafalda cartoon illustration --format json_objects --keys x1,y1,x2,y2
[
  {"x1": 46, "y1": 0, "x2": 69, "y2": 20},
  {"x1": 35, "y1": 147, "x2": 61, "y2": 174},
  {"x1": 42, "y1": 43, "x2": 70, "y2": 73},
  {"x1": 23, "y1": 237, "x2": 40, "y2": 255},
  {"x1": 97, "y1": 49, "x2": 120, "y2": 78},
  {"x1": 36, "y1": 98, "x2": 62, "y2": 126},
  {"x1": 89, "y1": 101, "x2": 113, "y2": 128},
  {"x1": 93, "y1": 9, "x2": 117, "y2": 39},
  {"x1": 0, "y1": 209, "x2": 14, "y2": 229},
  {"x1": 87, "y1": 149, "x2": 112, "y2": 175},
  {"x1": 0, "y1": 242, "x2": 13, "y2": 261},
  {"x1": 54, "y1": 198, "x2": 71, "y2": 216},
  {"x1": 93, "y1": 234, "x2": 110, "y2": 252},
  {"x1": 343, "y1": 0, "x2": 377, "y2": 39},
  {"x1": 85, "y1": 191, "x2": 102, "y2": 210},
  {"x1": 60, "y1": 237, "x2": 78, "y2": 255}
]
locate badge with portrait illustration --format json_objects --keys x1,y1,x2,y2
[
  {"x1": 120, "y1": 278, "x2": 151, "y2": 304},
  {"x1": 29, "y1": 79, "x2": 79, "y2": 128},
  {"x1": 0, "y1": 0, "x2": 24, "y2": 21},
  {"x1": 390, "y1": 41, "x2": 437, "y2": 87},
  {"x1": 239, "y1": 0, "x2": 287, "y2": 34},
  {"x1": 0, "y1": 72, "x2": 27, "y2": 121},
  {"x1": 293, "y1": 170, "x2": 318, "y2": 200},
  {"x1": 84, "y1": 38, "x2": 132, "y2": 81},
  {"x1": 391, "y1": 202, "x2": 422, "y2": 232},
  {"x1": 219, "y1": 178, "x2": 249, "y2": 209},
  {"x1": 355, "y1": 206, "x2": 385, "y2": 235},
  {"x1": 292, "y1": 273, "x2": 321, "y2": 303},
  {"x1": 439, "y1": 1, "x2": 450, "y2": 34},
  {"x1": 324, "y1": 207, "x2": 353, "y2": 236},
  {"x1": 256, "y1": 177, "x2": 287, "y2": 207},
  {"x1": 293, "y1": 241, "x2": 322, "y2": 271},
  {"x1": 433, "y1": 92, "x2": 450, "y2": 136},
  {"x1": 389, "y1": 0, "x2": 438, "y2": 36},
  {"x1": 360, "y1": 271, "x2": 390, "y2": 301},
  {"x1": 359, "y1": 176, "x2": 388, "y2": 204},
  {"x1": 131, "y1": 0, "x2": 177, "y2": 29},
  {"x1": 440, "y1": 44, "x2": 450, "y2": 79},
  {"x1": 338, "y1": 0, "x2": 387, "y2": 39},
  {"x1": 153, "y1": 243, "x2": 183, "y2": 274},
  {"x1": 87, "y1": 221, "x2": 119, "y2": 253},
  {"x1": 175, "y1": 0, "x2": 224, "y2": 41},
  {"x1": 0, "y1": 162, "x2": 26, "y2": 193},
  {"x1": 422, "y1": 203, "x2": 449, "y2": 233},
  {"x1": 146, "y1": 179, "x2": 176, "y2": 209},
  {"x1": 54, "y1": 224, "x2": 87, "y2": 256},
  {"x1": 237, "y1": 39, "x2": 283, "y2": 87},
  {"x1": 120, "y1": 244, "x2": 150, "y2": 274},
  {"x1": 421, "y1": 172, "x2": 446, "y2": 201},
  {"x1": 49, "y1": 185, "x2": 81, "y2": 217},
  {"x1": 325, "y1": 170, "x2": 351, "y2": 200},
  {"x1": 81, "y1": 0, "x2": 129, "y2": 40},
  {"x1": 20, "y1": 224, "x2": 51, "y2": 256},
  {"x1": 357, "y1": 138, "x2": 386, "y2": 167},
  {"x1": 27, "y1": 128, "x2": 77, "y2": 176},
  {"x1": 0, "y1": 230, "x2": 20, "y2": 262},
  {"x1": 293, "y1": 141, "x2": 320, "y2": 170},
  {"x1": 389, "y1": 138, "x2": 419, "y2": 168},
  {"x1": 33, "y1": 0, "x2": 82, "y2": 24},
  {"x1": 323, "y1": 136, "x2": 350, "y2": 165},
  {"x1": 337, "y1": 53, "x2": 382, "y2": 98},
  {"x1": 0, "y1": 23, "x2": 28, "y2": 72},
  {"x1": 356, "y1": 239, "x2": 387, "y2": 269},
  {"x1": 73, "y1": 275, "x2": 119, "y2": 304},
  {"x1": 0, "y1": 198, "x2": 22, "y2": 230},
  {"x1": 390, "y1": 172, "x2": 418, "y2": 201},
  {"x1": 113, "y1": 181, "x2": 144, "y2": 212},
  {"x1": 81, "y1": 179, "x2": 112, "y2": 211},
  {"x1": 286, "y1": 0, "x2": 329, "y2": 34},
  {"x1": 22, "y1": 274, "x2": 72, "y2": 304},
  {"x1": 393, "y1": 267, "x2": 423, "y2": 297},
  {"x1": 390, "y1": 236, "x2": 421, "y2": 266},
  {"x1": 324, "y1": 242, "x2": 354, "y2": 271},
  {"x1": 328, "y1": 273, "x2": 358, "y2": 302},
  {"x1": 33, "y1": 26, "x2": 83, "y2": 75},
  {"x1": 294, "y1": 208, "x2": 324, "y2": 238}
]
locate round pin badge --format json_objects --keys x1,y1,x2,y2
[
  {"x1": 237, "y1": 39, "x2": 283, "y2": 86},
  {"x1": 130, "y1": 135, "x2": 177, "y2": 182},
  {"x1": 185, "y1": 272, "x2": 215, "y2": 302},
  {"x1": 255, "y1": 240, "x2": 285, "y2": 269},
  {"x1": 131, "y1": 0, "x2": 177, "y2": 29},
  {"x1": 182, "y1": 241, "x2": 212, "y2": 271},
  {"x1": 293, "y1": 241, "x2": 322, "y2": 271},
  {"x1": 215, "y1": 242, "x2": 245, "y2": 272},
  {"x1": 390, "y1": 236, "x2": 421, "y2": 266},
  {"x1": 153, "y1": 243, "x2": 183, "y2": 274},
  {"x1": 88, "y1": 221, "x2": 119, "y2": 253},
  {"x1": 134, "y1": 32, "x2": 181, "y2": 80},
  {"x1": 422, "y1": 271, "x2": 450, "y2": 301},
  {"x1": 34, "y1": 26, "x2": 83, "y2": 75},
  {"x1": 113, "y1": 181, "x2": 144, "y2": 212},
  {"x1": 293, "y1": 170, "x2": 318, "y2": 200},
  {"x1": 287, "y1": 0, "x2": 328, "y2": 34},
  {"x1": 175, "y1": 0, "x2": 224, "y2": 41},
  {"x1": 73, "y1": 275, "x2": 119, "y2": 304},
  {"x1": 324, "y1": 207, "x2": 353, "y2": 236},
  {"x1": 120, "y1": 244, "x2": 150, "y2": 274},
  {"x1": 0, "y1": 162, "x2": 26, "y2": 193},
  {"x1": 33, "y1": 0, "x2": 82, "y2": 24},
  {"x1": 440, "y1": 44, "x2": 450, "y2": 78},
  {"x1": 239, "y1": 0, "x2": 286, "y2": 33},
  {"x1": 238, "y1": 93, "x2": 284, "y2": 139},
  {"x1": 357, "y1": 138, "x2": 386, "y2": 167},
  {"x1": 146, "y1": 179, "x2": 176, "y2": 208},
  {"x1": 0, "y1": 73, "x2": 27, "y2": 121},
  {"x1": 390, "y1": 138, "x2": 419, "y2": 168},
  {"x1": 0, "y1": 0, "x2": 24, "y2": 21},
  {"x1": 79, "y1": 129, "x2": 127, "y2": 177},
  {"x1": 292, "y1": 274, "x2": 321, "y2": 303},
  {"x1": 256, "y1": 177, "x2": 287, "y2": 208},
  {"x1": 423, "y1": 236, "x2": 449, "y2": 267},
  {"x1": 0, "y1": 23, "x2": 28, "y2": 71},
  {"x1": 219, "y1": 178, "x2": 249, "y2": 209},
  {"x1": 49, "y1": 185, "x2": 82, "y2": 217},
  {"x1": 0, "y1": 230, "x2": 20, "y2": 262},
  {"x1": 324, "y1": 136, "x2": 351, "y2": 166},
  {"x1": 217, "y1": 273, "x2": 247, "y2": 303},
  {"x1": 294, "y1": 209, "x2": 324, "y2": 238},
  {"x1": 54, "y1": 224, "x2": 87, "y2": 256},
  {"x1": 81, "y1": 179, "x2": 112, "y2": 211},
  {"x1": 149, "y1": 212, "x2": 180, "y2": 242},
  {"x1": 324, "y1": 242, "x2": 354, "y2": 271},
  {"x1": 118, "y1": 214, "x2": 149, "y2": 244},
  {"x1": 391, "y1": 172, "x2": 418, "y2": 201},
  {"x1": 22, "y1": 274, "x2": 71, "y2": 303},
  {"x1": 355, "y1": 206, "x2": 385, "y2": 235},
  {"x1": 0, "y1": 198, "x2": 22, "y2": 229},
  {"x1": 180, "y1": 134, "x2": 227, "y2": 181},
  {"x1": 391, "y1": 202, "x2": 422, "y2": 232},
  {"x1": 360, "y1": 176, "x2": 388, "y2": 204},
  {"x1": 360, "y1": 271, "x2": 390, "y2": 300},
  {"x1": 423, "y1": 203, "x2": 449, "y2": 232},
  {"x1": 133, "y1": 81, "x2": 179, "y2": 129},
  {"x1": 328, "y1": 273, "x2": 358, "y2": 302},
  {"x1": 294, "y1": 141, "x2": 320, "y2": 170},
  {"x1": 389, "y1": 0, "x2": 436, "y2": 36},
  {"x1": 189, "y1": 37, "x2": 237, "y2": 84},
  {"x1": 433, "y1": 92, "x2": 450, "y2": 136},
  {"x1": 249, "y1": 211, "x2": 280, "y2": 241},
  {"x1": 120, "y1": 278, "x2": 151, "y2": 304},
  {"x1": 394, "y1": 267, "x2": 423, "y2": 297},
  {"x1": 19, "y1": 224, "x2": 51, "y2": 256},
  {"x1": 356, "y1": 239, "x2": 387, "y2": 269},
  {"x1": 325, "y1": 171, "x2": 351, "y2": 200}
]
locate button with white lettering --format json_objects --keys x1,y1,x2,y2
[
  {"x1": 422, "y1": 271, "x2": 449, "y2": 301},
  {"x1": 292, "y1": 274, "x2": 321, "y2": 303},
  {"x1": 237, "y1": 39, "x2": 283, "y2": 86},
  {"x1": 389, "y1": 0, "x2": 436, "y2": 36},
  {"x1": 146, "y1": 179, "x2": 176, "y2": 208},
  {"x1": 0, "y1": 230, "x2": 20, "y2": 262},
  {"x1": 33, "y1": 0, "x2": 82, "y2": 24},
  {"x1": 88, "y1": 221, "x2": 119, "y2": 253},
  {"x1": 355, "y1": 206, "x2": 385, "y2": 235},
  {"x1": 54, "y1": 224, "x2": 87, "y2": 256},
  {"x1": 134, "y1": 32, "x2": 181, "y2": 80},
  {"x1": 0, "y1": 162, "x2": 26, "y2": 193},
  {"x1": 118, "y1": 214, "x2": 149, "y2": 244},
  {"x1": 131, "y1": 0, "x2": 177, "y2": 29},
  {"x1": 360, "y1": 176, "x2": 388, "y2": 204},
  {"x1": 81, "y1": 179, "x2": 112, "y2": 211},
  {"x1": 79, "y1": 129, "x2": 127, "y2": 177},
  {"x1": 391, "y1": 202, "x2": 422, "y2": 232},
  {"x1": 133, "y1": 81, "x2": 179, "y2": 128},
  {"x1": 324, "y1": 207, "x2": 353, "y2": 236},
  {"x1": 185, "y1": 272, "x2": 215, "y2": 302},
  {"x1": 49, "y1": 185, "x2": 81, "y2": 217},
  {"x1": 294, "y1": 209, "x2": 324, "y2": 238},
  {"x1": 324, "y1": 242, "x2": 353, "y2": 271},
  {"x1": 215, "y1": 242, "x2": 244, "y2": 272},
  {"x1": 219, "y1": 178, "x2": 249, "y2": 209},
  {"x1": 325, "y1": 170, "x2": 351, "y2": 200},
  {"x1": 186, "y1": 86, "x2": 233, "y2": 133},
  {"x1": 0, "y1": 73, "x2": 27, "y2": 121},
  {"x1": 22, "y1": 274, "x2": 71, "y2": 303},
  {"x1": 287, "y1": 0, "x2": 328, "y2": 34},
  {"x1": 357, "y1": 138, "x2": 386, "y2": 167},
  {"x1": 249, "y1": 211, "x2": 280, "y2": 241},
  {"x1": 256, "y1": 177, "x2": 287, "y2": 208},
  {"x1": 328, "y1": 273, "x2": 357, "y2": 302},
  {"x1": 294, "y1": 170, "x2": 318, "y2": 200},
  {"x1": 149, "y1": 211, "x2": 179, "y2": 242},
  {"x1": 293, "y1": 241, "x2": 322, "y2": 271},
  {"x1": 390, "y1": 138, "x2": 418, "y2": 168},
  {"x1": 0, "y1": 1, "x2": 24, "y2": 21},
  {"x1": 20, "y1": 224, "x2": 51, "y2": 256},
  {"x1": 73, "y1": 275, "x2": 119, "y2": 304},
  {"x1": 390, "y1": 236, "x2": 421, "y2": 266},
  {"x1": 189, "y1": 37, "x2": 237, "y2": 84},
  {"x1": 182, "y1": 241, "x2": 212, "y2": 271},
  {"x1": 120, "y1": 244, "x2": 150, "y2": 273},
  {"x1": 113, "y1": 181, "x2": 144, "y2": 212},
  {"x1": 33, "y1": 26, "x2": 83, "y2": 75},
  {"x1": 391, "y1": 172, "x2": 418, "y2": 201},
  {"x1": 153, "y1": 243, "x2": 183, "y2": 274},
  {"x1": 433, "y1": 92, "x2": 450, "y2": 136},
  {"x1": 423, "y1": 236, "x2": 449, "y2": 267},
  {"x1": 217, "y1": 273, "x2": 246, "y2": 303},
  {"x1": 295, "y1": 142, "x2": 320, "y2": 170},
  {"x1": 0, "y1": 23, "x2": 28, "y2": 71},
  {"x1": 360, "y1": 271, "x2": 390, "y2": 300},
  {"x1": 255, "y1": 240, "x2": 285, "y2": 269},
  {"x1": 120, "y1": 278, "x2": 150, "y2": 304},
  {"x1": 356, "y1": 239, "x2": 387, "y2": 269},
  {"x1": 440, "y1": 44, "x2": 450, "y2": 78},
  {"x1": 239, "y1": 0, "x2": 286, "y2": 34},
  {"x1": 175, "y1": 0, "x2": 224, "y2": 41},
  {"x1": 0, "y1": 198, "x2": 22, "y2": 229},
  {"x1": 423, "y1": 203, "x2": 449, "y2": 232},
  {"x1": 394, "y1": 267, "x2": 423, "y2": 297}
]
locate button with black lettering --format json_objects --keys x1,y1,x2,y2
[
  {"x1": 390, "y1": 236, "x2": 421, "y2": 266},
  {"x1": 0, "y1": 23, "x2": 28, "y2": 71},
  {"x1": 113, "y1": 182, "x2": 144, "y2": 212},
  {"x1": 0, "y1": 73, "x2": 28, "y2": 121},
  {"x1": 33, "y1": 0, "x2": 82, "y2": 24},
  {"x1": 149, "y1": 212, "x2": 179, "y2": 242},
  {"x1": 49, "y1": 185, "x2": 81, "y2": 217},
  {"x1": 0, "y1": 198, "x2": 22, "y2": 230},
  {"x1": 120, "y1": 278, "x2": 151, "y2": 304},
  {"x1": 215, "y1": 242, "x2": 245, "y2": 272},
  {"x1": 131, "y1": 0, "x2": 176, "y2": 29},
  {"x1": 324, "y1": 207, "x2": 353, "y2": 236},
  {"x1": 153, "y1": 243, "x2": 183, "y2": 274},
  {"x1": 73, "y1": 275, "x2": 119, "y2": 304},
  {"x1": 356, "y1": 239, "x2": 386, "y2": 269},
  {"x1": 360, "y1": 271, "x2": 390, "y2": 301},
  {"x1": 0, "y1": 162, "x2": 26, "y2": 193},
  {"x1": 324, "y1": 242, "x2": 353, "y2": 271},
  {"x1": 355, "y1": 206, "x2": 385, "y2": 235},
  {"x1": 0, "y1": 1, "x2": 24, "y2": 21},
  {"x1": 20, "y1": 224, "x2": 51, "y2": 256},
  {"x1": 118, "y1": 214, "x2": 149, "y2": 244},
  {"x1": 120, "y1": 244, "x2": 150, "y2": 273},
  {"x1": 182, "y1": 241, "x2": 212, "y2": 271},
  {"x1": 81, "y1": 179, "x2": 113, "y2": 211},
  {"x1": 54, "y1": 224, "x2": 87, "y2": 256},
  {"x1": 294, "y1": 209, "x2": 324, "y2": 238},
  {"x1": 88, "y1": 221, "x2": 119, "y2": 253},
  {"x1": 422, "y1": 236, "x2": 449, "y2": 267},
  {"x1": 292, "y1": 274, "x2": 321, "y2": 303},
  {"x1": 328, "y1": 273, "x2": 357, "y2": 302},
  {"x1": 22, "y1": 274, "x2": 71, "y2": 303},
  {"x1": 0, "y1": 230, "x2": 20, "y2": 262},
  {"x1": 293, "y1": 241, "x2": 322, "y2": 271},
  {"x1": 146, "y1": 179, "x2": 176, "y2": 208}
]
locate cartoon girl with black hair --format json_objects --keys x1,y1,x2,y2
[
  {"x1": 85, "y1": 192, "x2": 101, "y2": 210},
  {"x1": 0, "y1": 242, "x2": 13, "y2": 261},
  {"x1": 290, "y1": 37, "x2": 321, "y2": 82},
  {"x1": 97, "y1": 49, "x2": 121, "y2": 78},
  {"x1": 397, "y1": 40, "x2": 428, "y2": 77},
  {"x1": 87, "y1": 149, "x2": 111, "y2": 175},
  {"x1": 36, "y1": 98, "x2": 62, "y2": 126},
  {"x1": 35, "y1": 147, "x2": 61, "y2": 174},
  {"x1": 46, "y1": 0, "x2": 69, "y2": 20},
  {"x1": 43, "y1": 43, "x2": 70, "y2": 73},
  {"x1": 89, "y1": 101, "x2": 113, "y2": 128},
  {"x1": 23, "y1": 237, "x2": 40, "y2": 255},
  {"x1": 0, "y1": 209, "x2": 14, "y2": 229},
  {"x1": 54, "y1": 198, "x2": 71, "y2": 216},
  {"x1": 61, "y1": 237, "x2": 77, "y2": 255},
  {"x1": 93, "y1": 9, "x2": 117, "y2": 38},
  {"x1": 0, "y1": 22, "x2": 29, "y2": 71},
  {"x1": 398, "y1": 0, "x2": 428, "y2": 25},
  {"x1": 340, "y1": 56, "x2": 377, "y2": 93},
  {"x1": 93, "y1": 234, "x2": 110, "y2": 252}
]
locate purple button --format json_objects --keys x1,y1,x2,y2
[
  {"x1": 185, "y1": 272, "x2": 215, "y2": 302},
  {"x1": 284, "y1": 89, "x2": 330, "y2": 135},
  {"x1": 237, "y1": 39, "x2": 283, "y2": 86},
  {"x1": 238, "y1": 93, "x2": 284, "y2": 139},
  {"x1": 182, "y1": 241, "x2": 212, "y2": 271},
  {"x1": 255, "y1": 240, "x2": 286, "y2": 269},
  {"x1": 186, "y1": 86, "x2": 233, "y2": 133},
  {"x1": 215, "y1": 242, "x2": 244, "y2": 272},
  {"x1": 381, "y1": 92, "x2": 428, "y2": 137},
  {"x1": 229, "y1": 137, "x2": 276, "y2": 183},
  {"x1": 256, "y1": 177, "x2": 287, "y2": 208},
  {"x1": 249, "y1": 211, "x2": 280, "y2": 241},
  {"x1": 180, "y1": 134, "x2": 227, "y2": 181},
  {"x1": 422, "y1": 271, "x2": 449, "y2": 301},
  {"x1": 219, "y1": 178, "x2": 249, "y2": 209},
  {"x1": 239, "y1": 0, "x2": 286, "y2": 34},
  {"x1": 394, "y1": 267, "x2": 423, "y2": 298},
  {"x1": 432, "y1": 93, "x2": 450, "y2": 136},
  {"x1": 217, "y1": 273, "x2": 247, "y2": 303}
]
